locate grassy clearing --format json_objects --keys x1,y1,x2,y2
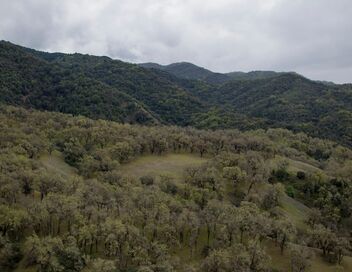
[
  {"x1": 265, "y1": 240, "x2": 352, "y2": 272},
  {"x1": 39, "y1": 150, "x2": 77, "y2": 178},
  {"x1": 269, "y1": 155, "x2": 322, "y2": 174},
  {"x1": 269, "y1": 155, "x2": 317, "y2": 229},
  {"x1": 286, "y1": 158, "x2": 322, "y2": 175},
  {"x1": 253, "y1": 182, "x2": 311, "y2": 230},
  {"x1": 120, "y1": 153, "x2": 207, "y2": 180},
  {"x1": 280, "y1": 194, "x2": 311, "y2": 229}
]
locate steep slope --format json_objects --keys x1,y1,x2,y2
[
  {"x1": 0, "y1": 41, "x2": 158, "y2": 124},
  {"x1": 0, "y1": 41, "x2": 205, "y2": 125},
  {"x1": 190, "y1": 73, "x2": 352, "y2": 146},
  {"x1": 1, "y1": 41, "x2": 352, "y2": 147},
  {"x1": 49, "y1": 56, "x2": 204, "y2": 125},
  {"x1": 145, "y1": 65, "x2": 352, "y2": 146}
]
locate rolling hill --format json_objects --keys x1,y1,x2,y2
[
  {"x1": 1, "y1": 105, "x2": 351, "y2": 272},
  {"x1": 1, "y1": 41, "x2": 352, "y2": 147}
]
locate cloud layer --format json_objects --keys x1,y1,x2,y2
[{"x1": 1, "y1": 0, "x2": 351, "y2": 83}]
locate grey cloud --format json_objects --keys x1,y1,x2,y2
[{"x1": 0, "y1": 0, "x2": 351, "y2": 83}]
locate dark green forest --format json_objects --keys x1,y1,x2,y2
[
  {"x1": 1, "y1": 41, "x2": 352, "y2": 147},
  {"x1": 0, "y1": 41, "x2": 352, "y2": 272},
  {"x1": 139, "y1": 62, "x2": 287, "y2": 83}
]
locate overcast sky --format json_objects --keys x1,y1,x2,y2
[{"x1": 1, "y1": 0, "x2": 351, "y2": 83}]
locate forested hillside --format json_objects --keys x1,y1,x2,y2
[
  {"x1": 0, "y1": 105, "x2": 352, "y2": 271},
  {"x1": 141, "y1": 62, "x2": 352, "y2": 147},
  {"x1": 186, "y1": 74, "x2": 352, "y2": 146},
  {"x1": 139, "y1": 62, "x2": 286, "y2": 83},
  {"x1": 1, "y1": 41, "x2": 352, "y2": 147},
  {"x1": 0, "y1": 41, "x2": 203, "y2": 126}
]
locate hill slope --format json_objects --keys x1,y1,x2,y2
[
  {"x1": 0, "y1": 105, "x2": 351, "y2": 272},
  {"x1": 1, "y1": 41, "x2": 352, "y2": 147},
  {"x1": 139, "y1": 62, "x2": 287, "y2": 83},
  {"x1": 190, "y1": 73, "x2": 352, "y2": 146},
  {"x1": 0, "y1": 41, "x2": 204, "y2": 125}
]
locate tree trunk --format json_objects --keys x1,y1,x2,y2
[
  {"x1": 247, "y1": 181, "x2": 255, "y2": 195},
  {"x1": 57, "y1": 218, "x2": 61, "y2": 235},
  {"x1": 180, "y1": 231, "x2": 184, "y2": 244},
  {"x1": 280, "y1": 235, "x2": 286, "y2": 254},
  {"x1": 207, "y1": 225, "x2": 211, "y2": 246},
  {"x1": 90, "y1": 242, "x2": 93, "y2": 254}
]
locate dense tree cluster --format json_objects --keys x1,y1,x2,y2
[{"x1": 0, "y1": 106, "x2": 351, "y2": 271}]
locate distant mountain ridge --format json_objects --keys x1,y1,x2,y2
[
  {"x1": 139, "y1": 62, "x2": 290, "y2": 84},
  {"x1": 0, "y1": 41, "x2": 204, "y2": 126},
  {"x1": 1, "y1": 40, "x2": 352, "y2": 146}
]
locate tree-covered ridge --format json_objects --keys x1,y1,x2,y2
[
  {"x1": 0, "y1": 105, "x2": 351, "y2": 271},
  {"x1": 139, "y1": 61, "x2": 232, "y2": 84},
  {"x1": 0, "y1": 41, "x2": 159, "y2": 124},
  {"x1": 0, "y1": 41, "x2": 204, "y2": 126},
  {"x1": 192, "y1": 74, "x2": 352, "y2": 145},
  {"x1": 1, "y1": 41, "x2": 352, "y2": 147},
  {"x1": 139, "y1": 62, "x2": 287, "y2": 84}
]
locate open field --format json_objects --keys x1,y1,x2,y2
[
  {"x1": 39, "y1": 150, "x2": 77, "y2": 178},
  {"x1": 266, "y1": 240, "x2": 352, "y2": 272},
  {"x1": 269, "y1": 155, "x2": 323, "y2": 174},
  {"x1": 120, "y1": 153, "x2": 208, "y2": 180},
  {"x1": 280, "y1": 194, "x2": 311, "y2": 229},
  {"x1": 286, "y1": 158, "x2": 323, "y2": 175}
]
